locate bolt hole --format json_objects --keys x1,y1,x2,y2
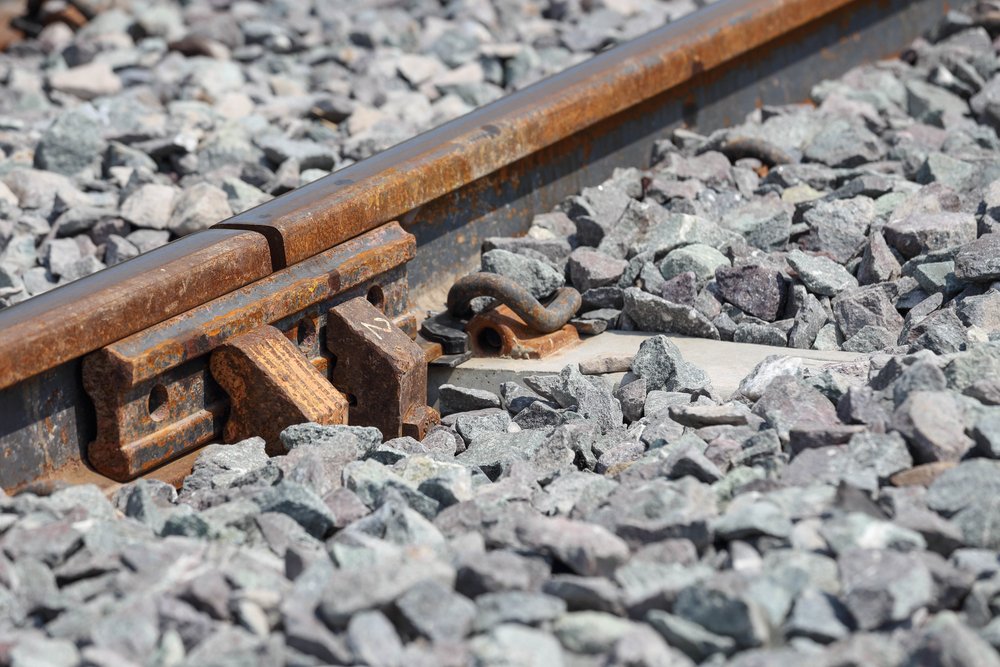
[
  {"x1": 477, "y1": 327, "x2": 503, "y2": 355},
  {"x1": 366, "y1": 285, "x2": 384, "y2": 310},
  {"x1": 296, "y1": 318, "x2": 317, "y2": 347},
  {"x1": 148, "y1": 384, "x2": 169, "y2": 423},
  {"x1": 346, "y1": 393, "x2": 358, "y2": 407}
]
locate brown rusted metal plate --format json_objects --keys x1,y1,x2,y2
[
  {"x1": 466, "y1": 305, "x2": 581, "y2": 360},
  {"x1": 82, "y1": 223, "x2": 414, "y2": 480},
  {"x1": 327, "y1": 297, "x2": 439, "y2": 440},
  {"x1": 211, "y1": 325, "x2": 349, "y2": 456},
  {"x1": 0, "y1": 230, "x2": 273, "y2": 391}
]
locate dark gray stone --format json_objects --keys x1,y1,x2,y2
[
  {"x1": 955, "y1": 234, "x2": 1000, "y2": 282},
  {"x1": 715, "y1": 265, "x2": 787, "y2": 322},
  {"x1": 892, "y1": 390, "x2": 974, "y2": 463},
  {"x1": 884, "y1": 213, "x2": 977, "y2": 260},
  {"x1": 832, "y1": 285, "x2": 904, "y2": 341},
  {"x1": 394, "y1": 579, "x2": 476, "y2": 642},
  {"x1": 803, "y1": 118, "x2": 886, "y2": 168},
  {"x1": 839, "y1": 548, "x2": 933, "y2": 630},
  {"x1": 516, "y1": 514, "x2": 629, "y2": 577},
  {"x1": 568, "y1": 247, "x2": 629, "y2": 292}
]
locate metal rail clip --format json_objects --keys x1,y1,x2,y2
[
  {"x1": 445, "y1": 273, "x2": 582, "y2": 359},
  {"x1": 82, "y1": 222, "x2": 438, "y2": 481}
]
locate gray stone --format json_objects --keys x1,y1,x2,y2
[
  {"x1": 955, "y1": 234, "x2": 1000, "y2": 282},
  {"x1": 568, "y1": 247, "x2": 629, "y2": 292},
  {"x1": 892, "y1": 391, "x2": 975, "y2": 463},
  {"x1": 785, "y1": 588, "x2": 851, "y2": 643},
  {"x1": 347, "y1": 610, "x2": 404, "y2": 667},
  {"x1": 482, "y1": 249, "x2": 565, "y2": 300},
  {"x1": 542, "y1": 575, "x2": 623, "y2": 614},
  {"x1": 468, "y1": 623, "x2": 564, "y2": 667},
  {"x1": 714, "y1": 497, "x2": 793, "y2": 541},
  {"x1": 927, "y1": 460, "x2": 1000, "y2": 549},
  {"x1": 673, "y1": 575, "x2": 772, "y2": 649},
  {"x1": 473, "y1": 591, "x2": 566, "y2": 631},
  {"x1": 832, "y1": 285, "x2": 904, "y2": 340},
  {"x1": 456, "y1": 428, "x2": 559, "y2": 480},
  {"x1": 120, "y1": 184, "x2": 178, "y2": 230},
  {"x1": 884, "y1": 213, "x2": 977, "y2": 259},
  {"x1": 646, "y1": 609, "x2": 736, "y2": 662},
  {"x1": 251, "y1": 481, "x2": 336, "y2": 539},
  {"x1": 659, "y1": 244, "x2": 729, "y2": 282},
  {"x1": 803, "y1": 118, "x2": 886, "y2": 167},
  {"x1": 904, "y1": 611, "x2": 1000, "y2": 667},
  {"x1": 456, "y1": 550, "x2": 549, "y2": 597},
  {"x1": 734, "y1": 323, "x2": 788, "y2": 347},
  {"x1": 516, "y1": 514, "x2": 629, "y2": 577},
  {"x1": 548, "y1": 364, "x2": 623, "y2": 433},
  {"x1": 842, "y1": 325, "x2": 896, "y2": 352},
  {"x1": 552, "y1": 611, "x2": 638, "y2": 654},
  {"x1": 847, "y1": 432, "x2": 913, "y2": 481},
  {"x1": 318, "y1": 552, "x2": 455, "y2": 628},
  {"x1": 624, "y1": 287, "x2": 719, "y2": 339},
  {"x1": 916, "y1": 152, "x2": 978, "y2": 190},
  {"x1": 858, "y1": 232, "x2": 902, "y2": 285},
  {"x1": 48, "y1": 59, "x2": 122, "y2": 99},
  {"x1": 631, "y1": 335, "x2": 711, "y2": 394},
  {"x1": 256, "y1": 135, "x2": 336, "y2": 171},
  {"x1": 168, "y1": 182, "x2": 233, "y2": 236},
  {"x1": 787, "y1": 250, "x2": 858, "y2": 297},
  {"x1": 839, "y1": 548, "x2": 933, "y2": 630},
  {"x1": 629, "y1": 206, "x2": 731, "y2": 255},
  {"x1": 35, "y1": 109, "x2": 105, "y2": 176},
  {"x1": 452, "y1": 408, "x2": 513, "y2": 445},
  {"x1": 394, "y1": 578, "x2": 476, "y2": 641},
  {"x1": 906, "y1": 78, "x2": 969, "y2": 126},
  {"x1": 280, "y1": 422, "x2": 380, "y2": 454},
  {"x1": 720, "y1": 195, "x2": 793, "y2": 250},
  {"x1": 752, "y1": 375, "x2": 839, "y2": 443},
  {"x1": 800, "y1": 197, "x2": 876, "y2": 263},
  {"x1": 912, "y1": 260, "x2": 961, "y2": 296},
  {"x1": 715, "y1": 265, "x2": 788, "y2": 322}
]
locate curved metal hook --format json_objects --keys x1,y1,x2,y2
[{"x1": 447, "y1": 273, "x2": 582, "y2": 334}]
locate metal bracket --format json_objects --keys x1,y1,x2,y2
[
  {"x1": 210, "y1": 325, "x2": 349, "y2": 455},
  {"x1": 466, "y1": 304, "x2": 581, "y2": 359},
  {"x1": 327, "y1": 297, "x2": 440, "y2": 440},
  {"x1": 83, "y1": 223, "x2": 417, "y2": 481}
]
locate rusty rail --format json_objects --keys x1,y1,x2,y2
[{"x1": 0, "y1": 0, "x2": 948, "y2": 491}]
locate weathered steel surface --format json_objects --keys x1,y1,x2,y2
[
  {"x1": 211, "y1": 326, "x2": 349, "y2": 455},
  {"x1": 216, "y1": 0, "x2": 947, "y2": 296},
  {"x1": 82, "y1": 224, "x2": 413, "y2": 481},
  {"x1": 447, "y1": 273, "x2": 582, "y2": 334},
  {"x1": 0, "y1": 230, "x2": 273, "y2": 391},
  {"x1": 327, "y1": 297, "x2": 440, "y2": 440},
  {"x1": 466, "y1": 305, "x2": 581, "y2": 359}
]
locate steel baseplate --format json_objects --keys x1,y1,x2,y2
[
  {"x1": 82, "y1": 223, "x2": 431, "y2": 481},
  {"x1": 466, "y1": 305, "x2": 581, "y2": 359}
]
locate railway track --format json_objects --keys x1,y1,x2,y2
[
  {"x1": 8, "y1": 1, "x2": 1000, "y2": 664},
  {"x1": 0, "y1": 0, "x2": 948, "y2": 492}
]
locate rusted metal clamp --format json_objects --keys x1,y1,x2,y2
[
  {"x1": 446, "y1": 273, "x2": 582, "y2": 359},
  {"x1": 82, "y1": 222, "x2": 436, "y2": 481},
  {"x1": 447, "y1": 273, "x2": 581, "y2": 333}
]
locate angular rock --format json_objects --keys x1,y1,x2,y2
[
  {"x1": 623, "y1": 288, "x2": 719, "y2": 339},
  {"x1": 883, "y1": 213, "x2": 976, "y2": 259}
]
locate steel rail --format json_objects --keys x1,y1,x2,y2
[{"x1": 0, "y1": 0, "x2": 947, "y2": 491}]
